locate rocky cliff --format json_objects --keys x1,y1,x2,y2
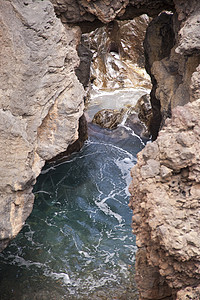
[
  {"x1": 1, "y1": 0, "x2": 200, "y2": 299},
  {"x1": 0, "y1": 0, "x2": 174, "y2": 252},
  {"x1": 129, "y1": 1, "x2": 200, "y2": 299},
  {"x1": 129, "y1": 100, "x2": 200, "y2": 299},
  {"x1": 144, "y1": 3, "x2": 200, "y2": 140},
  {"x1": 0, "y1": 0, "x2": 85, "y2": 251}
]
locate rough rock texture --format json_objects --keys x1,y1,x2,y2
[
  {"x1": 131, "y1": 1, "x2": 200, "y2": 298},
  {"x1": 133, "y1": 93, "x2": 152, "y2": 132},
  {"x1": 0, "y1": 0, "x2": 84, "y2": 251},
  {"x1": 144, "y1": 4, "x2": 200, "y2": 140},
  {"x1": 1, "y1": 1, "x2": 200, "y2": 300},
  {"x1": 129, "y1": 100, "x2": 200, "y2": 299},
  {"x1": 86, "y1": 15, "x2": 151, "y2": 90},
  {"x1": 51, "y1": 0, "x2": 174, "y2": 25},
  {"x1": 92, "y1": 94, "x2": 152, "y2": 137},
  {"x1": 48, "y1": 113, "x2": 88, "y2": 163},
  {"x1": 92, "y1": 108, "x2": 125, "y2": 129}
]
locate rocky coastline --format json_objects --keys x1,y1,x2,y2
[{"x1": 0, "y1": 0, "x2": 200, "y2": 299}]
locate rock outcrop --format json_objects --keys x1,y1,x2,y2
[
  {"x1": 129, "y1": 100, "x2": 200, "y2": 299},
  {"x1": 144, "y1": 2, "x2": 200, "y2": 140},
  {"x1": 51, "y1": 0, "x2": 174, "y2": 25},
  {"x1": 129, "y1": 1, "x2": 200, "y2": 298},
  {"x1": 92, "y1": 108, "x2": 125, "y2": 129},
  {"x1": 0, "y1": 0, "x2": 85, "y2": 251},
  {"x1": 92, "y1": 94, "x2": 152, "y2": 139}
]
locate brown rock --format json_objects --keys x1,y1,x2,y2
[
  {"x1": 134, "y1": 93, "x2": 152, "y2": 131},
  {"x1": 144, "y1": 3, "x2": 200, "y2": 140},
  {"x1": 92, "y1": 108, "x2": 125, "y2": 129},
  {"x1": 135, "y1": 248, "x2": 172, "y2": 300},
  {"x1": 51, "y1": 0, "x2": 174, "y2": 25},
  {"x1": 129, "y1": 100, "x2": 200, "y2": 299},
  {"x1": 86, "y1": 15, "x2": 151, "y2": 90}
]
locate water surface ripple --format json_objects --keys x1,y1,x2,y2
[{"x1": 0, "y1": 122, "x2": 145, "y2": 299}]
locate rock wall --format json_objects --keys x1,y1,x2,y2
[
  {"x1": 144, "y1": 1, "x2": 200, "y2": 140},
  {"x1": 0, "y1": 0, "x2": 85, "y2": 251},
  {"x1": 85, "y1": 15, "x2": 151, "y2": 90},
  {"x1": 51, "y1": 0, "x2": 174, "y2": 25},
  {"x1": 129, "y1": 1, "x2": 200, "y2": 298},
  {"x1": 129, "y1": 100, "x2": 200, "y2": 299}
]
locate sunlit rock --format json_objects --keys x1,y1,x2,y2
[
  {"x1": 0, "y1": 0, "x2": 84, "y2": 251},
  {"x1": 85, "y1": 15, "x2": 152, "y2": 91}
]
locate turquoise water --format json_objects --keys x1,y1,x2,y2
[{"x1": 0, "y1": 122, "x2": 145, "y2": 299}]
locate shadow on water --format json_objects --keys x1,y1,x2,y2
[{"x1": 0, "y1": 119, "x2": 147, "y2": 299}]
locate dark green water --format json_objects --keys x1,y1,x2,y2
[{"x1": 0, "y1": 122, "x2": 145, "y2": 300}]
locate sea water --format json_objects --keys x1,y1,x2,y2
[{"x1": 0, "y1": 89, "x2": 148, "y2": 300}]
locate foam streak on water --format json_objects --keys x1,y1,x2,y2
[{"x1": 0, "y1": 122, "x2": 144, "y2": 299}]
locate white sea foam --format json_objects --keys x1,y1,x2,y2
[
  {"x1": 12, "y1": 255, "x2": 44, "y2": 269},
  {"x1": 49, "y1": 272, "x2": 71, "y2": 285},
  {"x1": 119, "y1": 123, "x2": 145, "y2": 146},
  {"x1": 95, "y1": 198, "x2": 123, "y2": 224},
  {"x1": 114, "y1": 157, "x2": 135, "y2": 196}
]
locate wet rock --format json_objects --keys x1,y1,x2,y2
[
  {"x1": 86, "y1": 15, "x2": 151, "y2": 90},
  {"x1": 92, "y1": 108, "x2": 125, "y2": 129},
  {"x1": 129, "y1": 99, "x2": 200, "y2": 299},
  {"x1": 124, "y1": 112, "x2": 150, "y2": 139},
  {"x1": 92, "y1": 94, "x2": 152, "y2": 138},
  {"x1": 126, "y1": 93, "x2": 152, "y2": 137}
]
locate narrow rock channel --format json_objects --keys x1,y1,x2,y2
[
  {"x1": 0, "y1": 13, "x2": 151, "y2": 299},
  {"x1": 1, "y1": 1, "x2": 200, "y2": 299}
]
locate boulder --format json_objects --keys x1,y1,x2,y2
[{"x1": 92, "y1": 108, "x2": 125, "y2": 129}]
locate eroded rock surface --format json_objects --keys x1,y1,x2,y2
[
  {"x1": 1, "y1": 1, "x2": 200, "y2": 299},
  {"x1": 144, "y1": 2, "x2": 200, "y2": 140},
  {"x1": 0, "y1": 0, "x2": 84, "y2": 251},
  {"x1": 51, "y1": 0, "x2": 174, "y2": 25},
  {"x1": 92, "y1": 108, "x2": 125, "y2": 129},
  {"x1": 87, "y1": 15, "x2": 151, "y2": 90},
  {"x1": 129, "y1": 100, "x2": 200, "y2": 299}
]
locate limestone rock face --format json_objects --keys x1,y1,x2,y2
[
  {"x1": 0, "y1": 0, "x2": 84, "y2": 251},
  {"x1": 129, "y1": 100, "x2": 200, "y2": 299}
]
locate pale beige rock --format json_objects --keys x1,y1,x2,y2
[{"x1": 0, "y1": 0, "x2": 84, "y2": 251}]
